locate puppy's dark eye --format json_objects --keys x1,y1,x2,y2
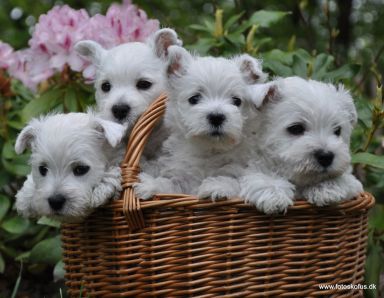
[
  {"x1": 334, "y1": 126, "x2": 341, "y2": 136},
  {"x1": 287, "y1": 123, "x2": 305, "y2": 136},
  {"x1": 101, "y1": 81, "x2": 111, "y2": 92},
  {"x1": 136, "y1": 80, "x2": 152, "y2": 90},
  {"x1": 232, "y1": 97, "x2": 242, "y2": 107},
  {"x1": 73, "y1": 165, "x2": 90, "y2": 176},
  {"x1": 39, "y1": 165, "x2": 48, "y2": 177},
  {"x1": 188, "y1": 94, "x2": 201, "y2": 105}
]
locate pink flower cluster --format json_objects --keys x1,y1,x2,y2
[
  {"x1": 1, "y1": 0, "x2": 159, "y2": 91},
  {"x1": 0, "y1": 41, "x2": 14, "y2": 69}
]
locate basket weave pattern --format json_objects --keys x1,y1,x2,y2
[{"x1": 61, "y1": 94, "x2": 374, "y2": 297}]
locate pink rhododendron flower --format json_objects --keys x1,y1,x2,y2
[
  {"x1": 8, "y1": 49, "x2": 54, "y2": 91},
  {"x1": 79, "y1": 1, "x2": 159, "y2": 80},
  {"x1": 105, "y1": 0, "x2": 159, "y2": 44},
  {"x1": 0, "y1": 41, "x2": 14, "y2": 69},
  {"x1": 84, "y1": 14, "x2": 117, "y2": 49},
  {"x1": 29, "y1": 5, "x2": 90, "y2": 73},
  {"x1": 5, "y1": 1, "x2": 160, "y2": 89}
]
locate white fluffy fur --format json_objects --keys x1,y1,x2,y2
[
  {"x1": 240, "y1": 76, "x2": 363, "y2": 214},
  {"x1": 75, "y1": 28, "x2": 182, "y2": 159},
  {"x1": 14, "y1": 112, "x2": 125, "y2": 222},
  {"x1": 135, "y1": 46, "x2": 266, "y2": 199}
]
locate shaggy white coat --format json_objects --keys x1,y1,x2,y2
[
  {"x1": 240, "y1": 77, "x2": 363, "y2": 214},
  {"x1": 75, "y1": 28, "x2": 182, "y2": 159},
  {"x1": 135, "y1": 45, "x2": 266, "y2": 199},
  {"x1": 14, "y1": 112, "x2": 125, "y2": 221}
]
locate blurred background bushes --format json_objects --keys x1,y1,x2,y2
[{"x1": 0, "y1": 0, "x2": 383, "y2": 297}]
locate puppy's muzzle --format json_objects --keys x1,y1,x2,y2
[
  {"x1": 314, "y1": 150, "x2": 334, "y2": 168},
  {"x1": 112, "y1": 104, "x2": 130, "y2": 121},
  {"x1": 207, "y1": 113, "x2": 226, "y2": 128},
  {"x1": 48, "y1": 194, "x2": 67, "y2": 211}
]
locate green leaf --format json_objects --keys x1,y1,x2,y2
[
  {"x1": 29, "y1": 236, "x2": 62, "y2": 265},
  {"x1": 249, "y1": 10, "x2": 290, "y2": 28},
  {"x1": 253, "y1": 37, "x2": 273, "y2": 48},
  {"x1": 53, "y1": 260, "x2": 65, "y2": 282},
  {"x1": 7, "y1": 120, "x2": 25, "y2": 130},
  {"x1": 1, "y1": 216, "x2": 30, "y2": 234},
  {"x1": 64, "y1": 87, "x2": 78, "y2": 112},
  {"x1": 0, "y1": 173, "x2": 10, "y2": 189},
  {"x1": 369, "y1": 205, "x2": 384, "y2": 230},
  {"x1": 312, "y1": 53, "x2": 334, "y2": 80},
  {"x1": 187, "y1": 38, "x2": 215, "y2": 55},
  {"x1": 189, "y1": 24, "x2": 212, "y2": 33},
  {"x1": 352, "y1": 152, "x2": 384, "y2": 169},
  {"x1": 37, "y1": 216, "x2": 60, "y2": 228},
  {"x1": 326, "y1": 64, "x2": 361, "y2": 81},
  {"x1": 0, "y1": 195, "x2": 11, "y2": 222},
  {"x1": 224, "y1": 34, "x2": 245, "y2": 47},
  {"x1": 262, "y1": 49, "x2": 293, "y2": 65},
  {"x1": 292, "y1": 54, "x2": 307, "y2": 78},
  {"x1": 2, "y1": 155, "x2": 31, "y2": 177},
  {"x1": 2, "y1": 141, "x2": 15, "y2": 159},
  {"x1": 15, "y1": 251, "x2": 31, "y2": 262},
  {"x1": 203, "y1": 19, "x2": 215, "y2": 34},
  {"x1": 364, "y1": 242, "x2": 382, "y2": 298},
  {"x1": 232, "y1": 20, "x2": 253, "y2": 35},
  {"x1": 11, "y1": 80, "x2": 34, "y2": 101},
  {"x1": 293, "y1": 48, "x2": 312, "y2": 61},
  {"x1": 0, "y1": 253, "x2": 4, "y2": 273},
  {"x1": 263, "y1": 60, "x2": 293, "y2": 77},
  {"x1": 21, "y1": 88, "x2": 63, "y2": 123},
  {"x1": 224, "y1": 12, "x2": 244, "y2": 30}
]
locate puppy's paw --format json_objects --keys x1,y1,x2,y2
[
  {"x1": 91, "y1": 166, "x2": 122, "y2": 207},
  {"x1": 197, "y1": 176, "x2": 240, "y2": 201},
  {"x1": 304, "y1": 174, "x2": 363, "y2": 206},
  {"x1": 240, "y1": 174, "x2": 295, "y2": 214},
  {"x1": 245, "y1": 187, "x2": 294, "y2": 215},
  {"x1": 304, "y1": 186, "x2": 344, "y2": 207},
  {"x1": 344, "y1": 174, "x2": 363, "y2": 199},
  {"x1": 134, "y1": 173, "x2": 160, "y2": 200}
]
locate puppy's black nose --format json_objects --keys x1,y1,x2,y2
[
  {"x1": 207, "y1": 113, "x2": 226, "y2": 127},
  {"x1": 314, "y1": 150, "x2": 334, "y2": 168},
  {"x1": 112, "y1": 104, "x2": 130, "y2": 121},
  {"x1": 48, "y1": 194, "x2": 66, "y2": 211}
]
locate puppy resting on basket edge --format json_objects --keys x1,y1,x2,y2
[
  {"x1": 134, "y1": 45, "x2": 267, "y2": 200},
  {"x1": 240, "y1": 76, "x2": 363, "y2": 214},
  {"x1": 14, "y1": 112, "x2": 126, "y2": 222}
]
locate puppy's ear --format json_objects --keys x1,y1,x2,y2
[
  {"x1": 167, "y1": 45, "x2": 192, "y2": 78},
  {"x1": 15, "y1": 121, "x2": 38, "y2": 154},
  {"x1": 74, "y1": 40, "x2": 106, "y2": 66},
  {"x1": 337, "y1": 84, "x2": 358, "y2": 126},
  {"x1": 94, "y1": 118, "x2": 126, "y2": 148},
  {"x1": 234, "y1": 54, "x2": 267, "y2": 84},
  {"x1": 152, "y1": 28, "x2": 183, "y2": 60},
  {"x1": 246, "y1": 82, "x2": 279, "y2": 110}
]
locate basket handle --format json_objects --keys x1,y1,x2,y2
[{"x1": 120, "y1": 93, "x2": 167, "y2": 230}]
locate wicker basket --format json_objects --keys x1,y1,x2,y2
[{"x1": 61, "y1": 94, "x2": 375, "y2": 297}]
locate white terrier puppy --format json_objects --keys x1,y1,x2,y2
[
  {"x1": 75, "y1": 28, "x2": 182, "y2": 159},
  {"x1": 240, "y1": 76, "x2": 363, "y2": 214},
  {"x1": 14, "y1": 112, "x2": 126, "y2": 221},
  {"x1": 135, "y1": 46, "x2": 266, "y2": 199}
]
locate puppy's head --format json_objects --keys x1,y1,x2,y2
[
  {"x1": 15, "y1": 113, "x2": 125, "y2": 221},
  {"x1": 248, "y1": 77, "x2": 357, "y2": 184},
  {"x1": 75, "y1": 28, "x2": 182, "y2": 129},
  {"x1": 166, "y1": 46, "x2": 266, "y2": 150}
]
